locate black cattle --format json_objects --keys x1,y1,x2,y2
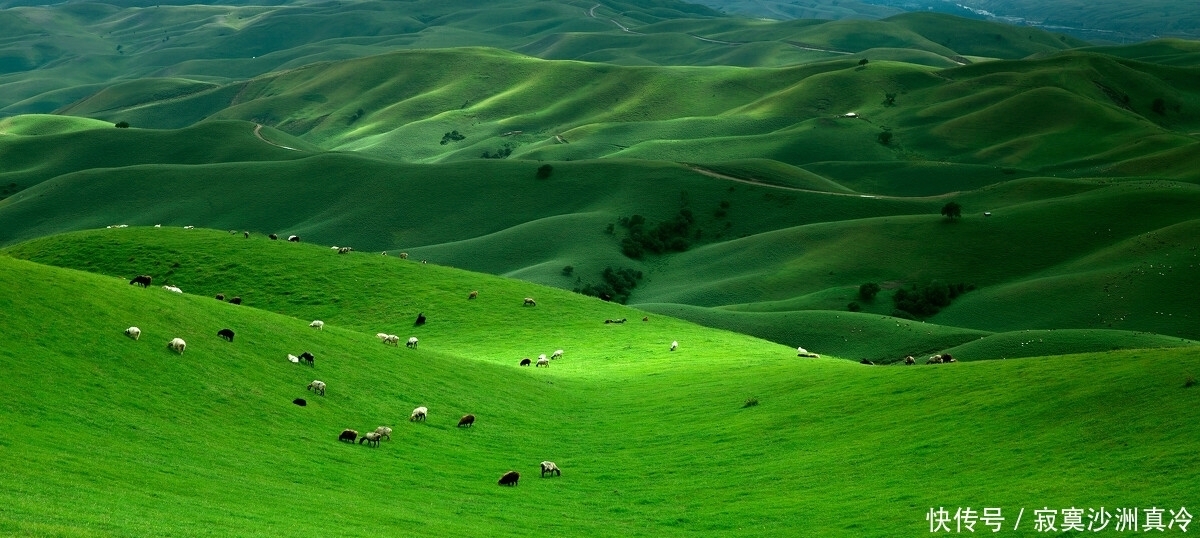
[
  {"x1": 217, "y1": 328, "x2": 235, "y2": 342},
  {"x1": 299, "y1": 352, "x2": 314, "y2": 366},
  {"x1": 130, "y1": 275, "x2": 152, "y2": 287},
  {"x1": 498, "y1": 471, "x2": 520, "y2": 486}
]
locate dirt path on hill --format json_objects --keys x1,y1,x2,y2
[
  {"x1": 686, "y1": 165, "x2": 882, "y2": 199},
  {"x1": 782, "y1": 41, "x2": 853, "y2": 55},
  {"x1": 689, "y1": 34, "x2": 743, "y2": 45},
  {"x1": 254, "y1": 124, "x2": 301, "y2": 151}
]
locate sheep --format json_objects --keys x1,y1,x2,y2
[
  {"x1": 643, "y1": 317, "x2": 649, "y2": 322},
  {"x1": 942, "y1": 354, "x2": 957, "y2": 363},
  {"x1": 330, "y1": 246, "x2": 339, "y2": 250},
  {"x1": 167, "y1": 337, "x2": 186, "y2": 355},
  {"x1": 520, "y1": 358, "x2": 532, "y2": 366},
  {"x1": 551, "y1": 349, "x2": 563, "y2": 360},
  {"x1": 215, "y1": 294, "x2": 225, "y2": 301},
  {"x1": 378, "y1": 334, "x2": 399, "y2": 346},
  {"x1": 162, "y1": 285, "x2": 183, "y2": 294},
  {"x1": 796, "y1": 346, "x2": 820, "y2": 358},
  {"x1": 410, "y1": 406, "x2": 428, "y2": 422},
  {"x1": 288, "y1": 354, "x2": 300, "y2": 363},
  {"x1": 338, "y1": 429, "x2": 358, "y2": 443},
  {"x1": 374, "y1": 426, "x2": 392, "y2": 441},
  {"x1": 309, "y1": 320, "x2": 324, "y2": 330},
  {"x1": 860, "y1": 359, "x2": 875, "y2": 365},
  {"x1": 243, "y1": 231, "x2": 249, "y2": 238},
  {"x1": 536, "y1": 357, "x2": 549, "y2": 368},
  {"x1": 269, "y1": 234, "x2": 278, "y2": 240},
  {"x1": 399, "y1": 252, "x2": 409, "y2": 259},
  {"x1": 229, "y1": 297, "x2": 242, "y2": 305},
  {"x1": 926, "y1": 354, "x2": 943, "y2": 364},
  {"x1": 406, "y1": 337, "x2": 418, "y2": 349},
  {"x1": 154, "y1": 224, "x2": 162, "y2": 228},
  {"x1": 670, "y1": 341, "x2": 678, "y2": 351},
  {"x1": 299, "y1": 352, "x2": 314, "y2": 366},
  {"x1": 359, "y1": 431, "x2": 382, "y2": 447},
  {"x1": 217, "y1": 328, "x2": 235, "y2": 342},
  {"x1": 498, "y1": 471, "x2": 520, "y2": 486},
  {"x1": 307, "y1": 380, "x2": 326, "y2": 396},
  {"x1": 904, "y1": 356, "x2": 916, "y2": 365},
  {"x1": 538, "y1": 353, "x2": 547, "y2": 363},
  {"x1": 183, "y1": 225, "x2": 194, "y2": 230},
  {"x1": 338, "y1": 247, "x2": 352, "y2": 254},
  {"x1": 468, "y1": 290, "x2": 478, "y2": 300},
  {"x1": 604, "y1": 318, "x2": 627, "y2": 324},
  {"x1": 540, "y1": 461, "x2": 561, "y2": 478},
  {"x1": 229, "y1": 230, "x2": 238, "y2": 235},
  {"x1": 523, "y1": 297, "x2": 536, "y2": 306},
  {"x1": 376, "y1": 332, "x2": 389, "y2": 340},
  {"x1": 457, "y1": 414, "x2": 475, "y2": 428},
  {"x1": 288, "y1": 235, "x2": 300, "y2": 242},
  {"x1": 414, "y1": 312, "x2": 426, "y2": 326},
  {"x1": 130, "y1": 275, "x2": 152, "y2": 287},
  {"x1": 122, "y1": 326, "x2": 141, "y2": 341},
  {"x1": 292, "y1": 398, "x2": 307, "y2": 406}
]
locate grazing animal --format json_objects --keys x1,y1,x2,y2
[
  {"x1": 604, "y1": 318, "x2": 627, "y2": 324},
  {"x1": 124, "y1": 326, "x2": 141, "y2": 340},
  {"x1": 670, "y1": 341, "x2": 678, "y2": 351},
  {"x1": 229, "y1": 230, "x2": 237, "y2": 235},
  {"x1": 130, "y1": 275, "x2": 152, "y2": 287},
  {"x1": 269, "y1": 234, "x2": 278, "y2": 240},
  {"x1": 498, "y1": 471, "x2": 520, "y2": 486},
  {"x1": 299, "y1": 352, "x2": 314, "y2": 366},
  {"x1": 860, "y1": 359, "x2": 875, "y2": 365},
  {"x1": 457, "y1": 414, "x2": 475, "y2": 428},
  {"x1": 217, "y1": 328, "x2": 235, "y2": 342},
  {"x1": 942, "y1": 354, "x2": 957, "y2": 363},
  {"x1": 410, "y1": 406, "x2": 428, "y2": 422},
  {"x1": 551, "y1": 349, "x2": 563, "y2": 360},
  {"x1": 288, "y1": 235, "x2": 300, "y2": 242},
  {"x1": 244, "y1": 231, "x2": 250, "y2": 238},
  {"x1": 359, "y1": 431, "x2": 382, "y2": 447},
  {"x1": 926, "y1": 354, "x2": 944, "y2": 365},
  {"x1": 374, "y1": 426, "x2": 392, "y2": 441},
  {"x1": 162, "y1": 285, "x2": 183, "y2": 294},
  {"x1": 229, "y1": 296, "x2": 243, "y2": 305},
  {"x1": 215, "y1": 294, "x2": 225, "y2": 301},
  {"x1": 183, "y1": 225, "x2": 194, "y2": 229},
  {"x1": 523, "y1": 297, "x2": 536, "y2": 306},
  {"x1": 520, "y1": 358, "x2": 532, "y2": 366},
  {"x1": 167, "y1": 337, "x2": 186, "y2": 355},
  {"x1": 540, "y1": 461, "x2": 561, "y2": 478},
  {"x1": 378, "y1": 334, "x2": 399, "y2": 346},
  {"x1": 338, "y1": 247, "x2": 352, "y2": 254},
  {"x1": 796, "y1": 346, "x2": 820, "y2": 358},
  {"x1": 904, "y1": 356, "x2": 916, "y2": 365},
  {"x1": 287, "y1": 354, "x2": 300, "y2": 363},
  {"x1": 331, "y1": 246, "x2": 339, "y2": 250},
  {"x1": 307, "y1": 380, "x2": 326, "y2": 396},
  {"x1": 415, "y1": 312, "x2": 426, "y2": 326},
  {"x1": 538, "y1": 353, "x2": 547, "y2": 363},
  {"x1": 536, "y1": 357, "x2": 549, "y2": 368},
  {"x1": 468, "y1": 290, "x2": 478, "y2": 300},
  {"x1": 338, "y1": 429, "x2": 358, "y2": 443},
  {"x1": 406, "y1": 337, "x2": 418, "y2": 349},
  {"x1": 643, "y1": 316, "x2": 649, "y2": 322},
  {"x1": 399, "y1": 252, "x2": 409, "y2": 259},
  {"x1": 309, "y1": 320, "x2": 324, "y2": 330},
  {"x1": 293, "y1": 398, "x2": 307, "y2": 406},
  {"x1": 154, "y1": 224, "x2": 161, "y2": 228}
]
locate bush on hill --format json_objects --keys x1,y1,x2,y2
[
  {"x1": 114, "y1": 121, "x2": 130, "y2": 128},
  {"x1": 536, "y1": 164, "x2": 554, "y2": 179},
  {"x1": 859, "y1": 282, "x2": 881, "y2": 301},
  {"x1": 893, "y1": 280, "x2": 974, "y2": 318},
  {"x1": 440, "y1": 130, "x2": 465, "y2": 145},
  {"x1": 481, "y1": 143, "x2": 512, "y2": 159},
  {"x1": 941, "y1": 201, "x2": 962, "y2": 220},
  {"x1": 576, "y1": 266, "x2": 643, "y2": 304},
  {"x1": 617, "y1": 209, "x2": 696, "y2": 259}
]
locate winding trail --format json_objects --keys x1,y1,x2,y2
[
  {"x1": 689, "y1": 34, "x2": 743, "y2": 46},
  {"x1": 686, "y1": 165, "x2": 882, "y2": 199},
  {"x1": 254, "y1": 124, "x2": 301, "y2": 151}
]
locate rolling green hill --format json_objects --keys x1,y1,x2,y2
[{"x1": 2, "y1": 232, "x2": 1199, "y2": 536}]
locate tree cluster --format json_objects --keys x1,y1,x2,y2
[
  {"x1": 440, "y1": 130, "x2": 465, "y2": 145},
  {"x1": 576, "y1": 266, "x2": 643, "y2": 304},
  {"x1": 617, "y1": 209, "x2": 695, "y2": 259},
  {"x1": 892, "y1": 280, "x2": 974, "y2": 319}
]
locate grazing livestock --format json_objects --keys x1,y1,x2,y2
[
  {"x1": 540, "y1": 461, "x2": 561, "y2": 478},
  {"x1": 538, "y1": 353, "x2": 547, "y2": 363},
  {"x1": 338, "y1": 247, "x2": 352, "y2": 254},
  {"x1": 643, "y1": 317, "x2": 649, "y2": 322},
  {"x1": 457, "y1": 414, "x2": 475, "y2": 428},
  {"x1": 498, "y1": 471, "x2": 520, "y2": 486},
  {"x1": 229, "y1": 230, "x2": 237, "y2": 235},
  {"x1": 288, "y1": 235, "x2": 300, "y2": 242},
  {"x1": 414, "y1": 312, "x2": 426, "y2": 326},
  {"x1": 130, "y1": 275, "x2": 152, "y2": 287},
  {"x1": 359, "y1": 432, "x2": 382, "y2": 447},
  {"x1": 293, "y1": 398, "x2": 307, "y2": 406},
  {"x1": 410, "y1": 407, "x2": 428, "y2": 422},
  {"x1": 217, "y1": 328, "x2": 235, "y2": 342},
  {"x1": 926, "y1": 354, "x2": 944, "y2": 365},
  {"x1": 377, "y1": 334, "x2": 399, "y2": 346},
  {"x1": 796, "y1": 346, "x2": 820, "y2": 358},
  {"x1": 229, "y1": 297, "x2": 243, "y2": 305},
  {"x1": 183, "y1": 226, "x2": 195, "y2": 230},
  {"x1": 310, "y1": 320, "x2": 324, "y2": 330},
  {"x1": 406, "y1": 337, "x2": 418, "y2": 349},
  {"x1": 269, "y1": 234, "x2": 278, "y2": 240},
  {"x1": 604, "y1": 318, "x2": 627, "y2": 324},
  {"x1": 244, "y1": 231, "x2": 250, "y2": 238},
  {"x1": 307, "y1": 380, "x2": 326, "y2": 396},
  {"x1": 399, "y1": 252, "x2": 409, "y2": 259},
  {"x1": 536, "y1": 357, "x2": 549, "y2": 368},
  {"x1": 942, "y1": 354, "x2": 957, "y2": 363},
  {"x1": 215, "y1": 294, "x2": 225, "y2": 301},
  {"x1": 124, "y1": 326, "x2": 141, "y2": 340},
  {"x1": 551, "y1": 349, "x2": 563, "y2": 360},
  {"x1": 468, "y1": 290, "x2": 478, "y2": 300},
  {"x1": 670, "y1": 341, "x2": 678, "y2": 351},
  {"x1": 167, "y1": 338, "x2": 187, "y2": 355},
  {"x1": 162, "y1": 285, "x2": 183, "y2": 294},
  {"x1": 154, "y1": 224, "x2": 162, "y2": 228},
  {"x1": 338, "y1": 429, "x2": 358, "y2": 443},
  {"x1": 523, "y1": 297, "x2": 536, "y2": 306},
  {"x1": 288, "y1": 354, "x2": 300, "y2": 363},
  {"x1": 904, "y1": 356, "x2": 916, "y2": 365},
  {"x1": 520, "y1": 358, "x2": 532, "y2": 366},
  {"x1": 374, "y1": 426, "x2": 392, "y2": 441},
  {"x1": 860, "y1": 359, "x2": 875, "y2": 365},
  {"x1": 299, "y1": 352, "x2": 314, "y2": 366}
]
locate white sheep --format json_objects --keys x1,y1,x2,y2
[
  {"x1": 167, "y1": 337, "x2": 186, "y2": 355},
  {"x1": 538, "y1": 353, "x2": 547, "y2": 362},
  {"x1": 551, "y1": 349, "x2": 563, "y2": 360},
  {"x1": 374, "y1": 426, "x2": 392, "y2": 441},
  {"x1": 183, "y1": 226, "x2": 194, "y2": 229},
  {"x1": 309, "y1": 320, "x2": 325, "y2": 330},
  {"x1": 540, "y1": 461, "x2": 561, "y2": 477},
  {"x1": 406, "y1": 337, "x2": 418, "y2": 349},
  {"x1": 307, "y1": 380, "x2": 326, "y2": 396},
  {"x1": 523, "y1": 297, "x2": 537, "y2": 306},
  {"x1": 670, "y1": 340, "x2": 678, "y2": 351},
  {"x1": 359, "y1": 431, "x2": 382, "y2": 447},
  {"x1": 162, "y1": 285, "x2": 183, "y2": 294},
  {"x1": 154, "y1": 224, "x2": 162, "y2": 228},
  {"x1": 410, "y1": 406, "x2": 428, "y2": 422},
  {"x1": 382, "y1": 334, "x2": 400, "y2": 346},
  {"x1": 124, "y1": 326, "x2": 141, "y2": 340},
  {"x1": 287, "y1": 354, "x2": 300, "y2": 363},
  {"x1": 536, "y1": 357, "x2": 549, "y2": 368}
]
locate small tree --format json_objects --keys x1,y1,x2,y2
[
  {"x1": 114, "y1": 121, "x2": 130, "y2": 128},
  {"x1": 536, "y1": 164, "x2": 554, "y2": 179},
  {"x1": 562, "y1": 265, "x2": 574, "y2": 276},
  {"x1": 858, "y1": 58, "x2": 869, "y2": 66},
  {"x1": 859, "y1": 282, "x2": 881, "y2": 301},
  {"x1": 941, "y1": 201, "x2": 962, "y2": 220}
]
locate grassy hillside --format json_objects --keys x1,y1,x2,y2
[{"x1": 3, "y1": 233, "x2": 1200, "y2": 536}]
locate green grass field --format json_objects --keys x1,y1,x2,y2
[{"x1": 2, "y1": 230, "x2": 1199, "y2": 536}]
